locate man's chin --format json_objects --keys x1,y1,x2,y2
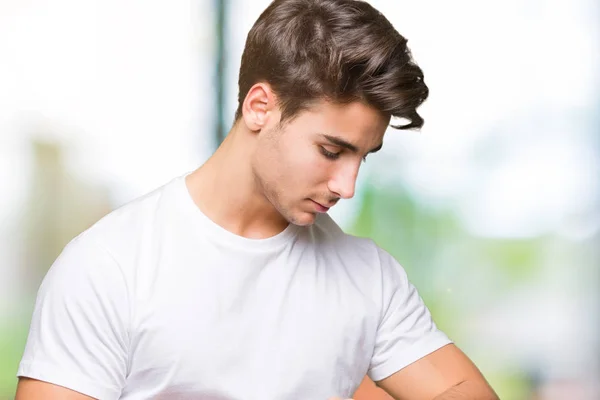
[{"x1": 286, "y1": 210, "x2": 318, "y2": 227}]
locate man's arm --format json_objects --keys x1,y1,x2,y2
[
  {"x1": 16, "y1": 378, "x2": 96, "y2": 400},
  {"x1": 375, "y1": 344, "x2": 499, "y2": 400},
  {"x1": 16, "y1": 236, "x2": 129, "y2": 400}
]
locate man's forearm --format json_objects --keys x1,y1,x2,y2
[{"x1": 433, "y1": 380, "x2": 499, "y2": 400}]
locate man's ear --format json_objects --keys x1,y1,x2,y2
[{"x1": 241, "y1": 83, "x2": 279, "y2": 131}]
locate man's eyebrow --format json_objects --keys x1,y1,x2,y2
[{"x1": 320, "y1": 134, "x2": 383, "y2": 154}]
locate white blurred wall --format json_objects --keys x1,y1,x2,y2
[{"x1": 0, "y1": 0, "x2": 215, "y2": 308}]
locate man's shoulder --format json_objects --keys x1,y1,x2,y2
[
  {"x1": 312, "y1": 213, "x2": 380, "y2": 258},
  {"x1": 76, "y1": 175, "x2": 184, "y2": 251}
]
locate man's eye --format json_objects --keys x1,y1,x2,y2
[{"x1": 320, "y1": 147, "x2": 341, "y2": 160}]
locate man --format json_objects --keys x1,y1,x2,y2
[{"x1": 16, "y1": 0, "x2": 499, "y2": 399}]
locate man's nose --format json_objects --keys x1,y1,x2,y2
[{"x1": 327, "y1": 163, "x2": 359, "y2": 200}]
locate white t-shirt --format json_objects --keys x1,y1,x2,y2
[{"x1": 18, "y1": 173, "x2": 451, "y2": 400}]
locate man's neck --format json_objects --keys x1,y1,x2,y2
[{"x1": 185, "y1": 126, "x2": 289, "y2": 239}]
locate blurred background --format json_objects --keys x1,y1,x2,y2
[{"x1": 0, "y1": 0, "x2": 598, "y2": 399}]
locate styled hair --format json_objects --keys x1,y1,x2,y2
[{"x1": 235, "y1": 0, "x2": 429, "y2": 130}]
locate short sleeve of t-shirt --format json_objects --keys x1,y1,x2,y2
[
  {"x1": 17, "y1": 234, "x2": 129, "y2": 400},
  {"x1": 368, "y1": 246, "x2": 452, "y2": 382}
]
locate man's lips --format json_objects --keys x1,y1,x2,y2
[{"x1": 311, "y1": 199, "x2": 330, "y2": 212}]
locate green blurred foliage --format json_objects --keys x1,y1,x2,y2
[{"x1": 0, "y1": 314, "x2": 30, "y2": 399}]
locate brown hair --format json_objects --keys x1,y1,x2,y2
[{"x1": 235, "y1": 0, "x2": 429, "y2": 130}]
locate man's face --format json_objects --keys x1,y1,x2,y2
[{"x1": 251, "y1": 100, "x2": 390, "y2": 226}]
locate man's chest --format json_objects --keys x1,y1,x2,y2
[{"x1": 122, "y1": 258, "x2": 379, "y2": 399}]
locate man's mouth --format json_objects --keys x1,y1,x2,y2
[{"x1": 310, "y1": 199, "x2": 330, "y2": 213}]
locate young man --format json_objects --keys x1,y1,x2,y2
[{"x1": 16, "y1": 0, "x2": 499, "y2": 399}]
